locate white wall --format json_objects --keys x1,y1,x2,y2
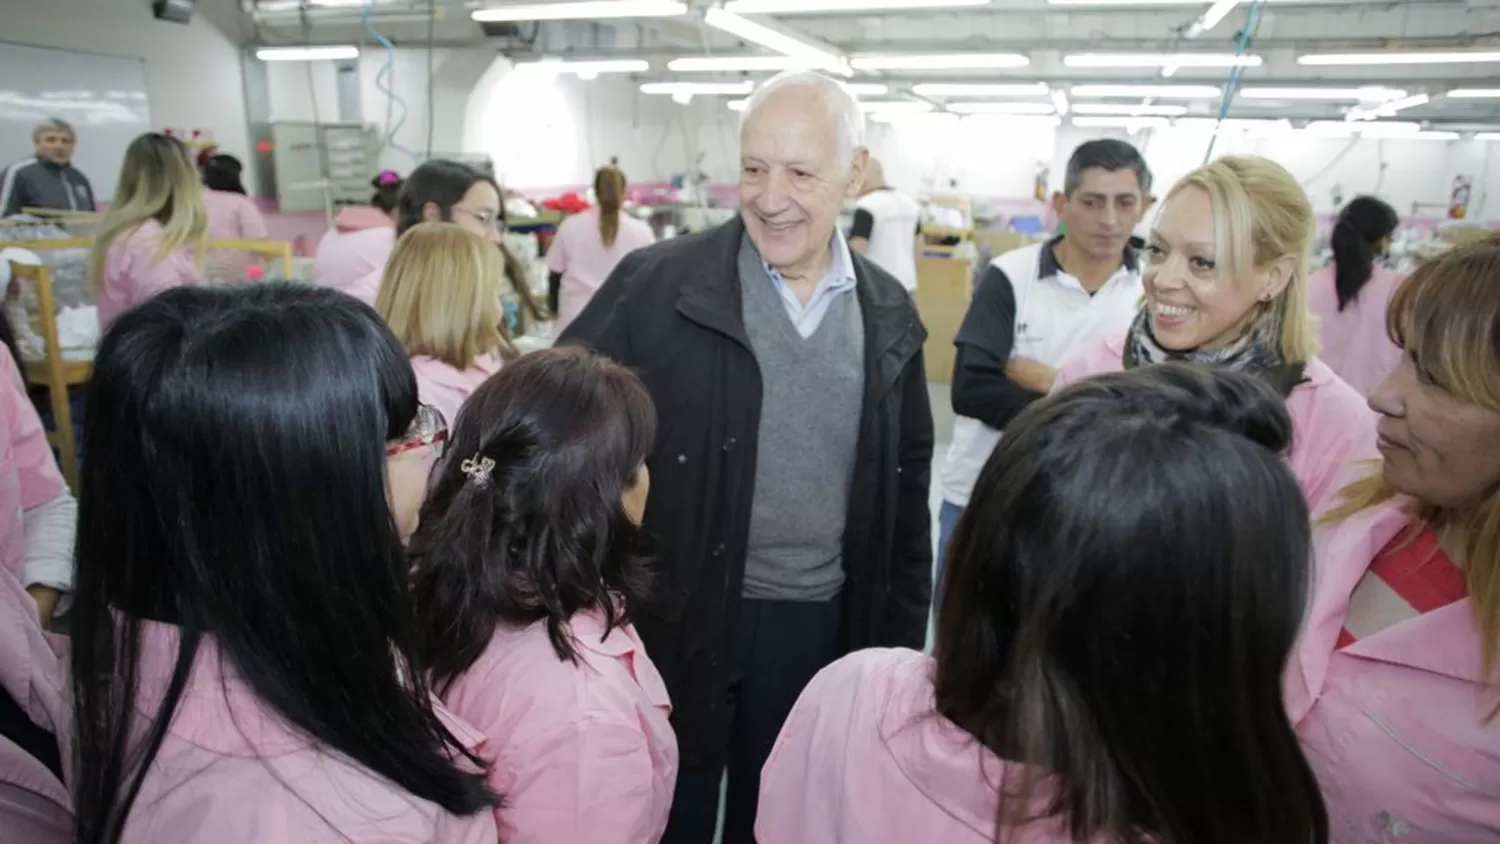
[{"x1": 2, "y1": 0, "x2": 254, "y2": 195}]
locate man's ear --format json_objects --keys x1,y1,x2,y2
[
  {"x1": 846, "y1": 147, "x2": 871, "y2": 199},
  {"x1": 1051, "y1": 190, "x2": 1067, "y2": 216},
  {"x1": 421, "y1": 201, "x2": 442, "y2": 222}
]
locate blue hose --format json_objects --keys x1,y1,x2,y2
[
  {"x1": 362, "y1": 0, "x2": 422, "y2": 165},
  {"x1": 1204, "y1": 0, "x2": 1264, "y2": 163}
]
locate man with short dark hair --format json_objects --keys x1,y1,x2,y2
[
  {"x1": 936, "y1": 139, "x2": 1154, "y2": 589},
  {"x1": 0, "y1": 118, "x2": 95, "y2": 217}
]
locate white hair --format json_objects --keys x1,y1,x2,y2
[
  {"x1": 739, "y1": 70, "x2": 864, "y2": 170},
  {"x1": 33, "y1": 117, "x2": 76, "y2": 143}
]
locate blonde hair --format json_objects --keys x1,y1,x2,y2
[
  {"x1": 88, "y1": 133, "x2": 208, "y2": 294},
  {"x1": 376, "y1": 222, "x2": 514, "y2": 368},
  {"x1": 1328, "y1": 236, "x2": 1500, "y2": 712},
  {"x1": 1167, "y1": 155, "x2": 1319, "y2": 363}
]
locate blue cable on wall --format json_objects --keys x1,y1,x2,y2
[
  {"x1": 362, "y1": 0, "x2": 422, "y2": 165},
  {"x1": 1204, "y1": 0, "x2": 1264, "y2": 163}
]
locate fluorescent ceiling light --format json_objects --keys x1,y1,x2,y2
[
  {"x1": 1448, "y1": 89, "x2": 1500, "y2": 99},
  {"x1": 1307, "y1": 120, "x2": 1421, "y2": 138},
  {"x1": 1066, "y1": 52, "x2": 1261, "y2": 68},
  {"x1": 1048, "y1": 0, "x2": 1292, "y2": 5},
  {"x1": 704, "y1": 8, "x2": 845, "y2": 67},
  {"x1": 255, "y1": 46, "x2": 359, "y2": 61},
  {"x1": 1176, "y1": 117, "x2": 1291, "y2": 136},
  {"x1": 725, "y1": 0, "x2": 988, "y2": 12},
  {"x1": 473, "y1": 1, "x2": 686, "y2": 21},
  {"x1": 845, "y1": 84, "x2": 890, "y2": 96},
  {"x1": 667, "y1": 56, "x2": 830, "y2": 72},
  {"x1": 1051, "y1": 89, "x2": 1070, "y2": 116},
  {"x1": 1239, "y1": 86, "x2": 1406, "y2": 102},
  {"x1": 851, "y1": 53, "x2": 1030, "y2": 71},
  {"x1": 1069, "y1": 84, "x2": 1220, "y2": 99},
  {"x1": 1200, "y1": 0, "x2": 1240, "y2": 31},
  {"x1": 1299, "y1": 51, "x2": 1500, "y2": 66},
  {"x1": 1072, "y1": 103, "x2": 1188, "y2": 117},
  {"x1": 515, "y1": 59, "x2": 649, "y2": 76},
  {"x1": 1346, "y1": 93, "x2": 1430, "y2": 122},
  {"x1": 947, "y1": 101, "x2": 1057, "y2": 115},
  {"x1": 1071, "y1": 116, "x2": 1170, "y2": 130},
  {"x1": 728, "y1": 99, "x2": 749, "y2": 112},
  {"x1": 911, "y1": 83, "x2": 1049, "y2": 97},
  {"x1": 859, "y1": 101, "x2": 934, "y2": 114},
  {"x1": 964, "y1": 114, "x2": 1062, "y2": 127},
  {"x1": 1414, "y1": 131, "x2": 1460, "y2": 140},
  {"x1": 870, "y1": 112, "x2": 959, "y2": 125},
  {"x1": 1478, "y1": 133, "x2": 1500, "y2": 141},
  {"x1": 640, "y1": 81, "x2": 755, "y2": 95}
]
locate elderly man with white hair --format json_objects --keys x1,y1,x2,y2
[
  {"x1": 562, "y1": 71, "x2": 933, "y2": 843},
  {"x1": 0, "y1": 118, "x2": 96, "y2": 217}
]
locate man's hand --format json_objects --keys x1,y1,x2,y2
[
  {"x1": 1006, "y1": 358, "x2": 1060, "y2": 393},
  {"x1": 26, "y1": 585, "x2": 60, "y2": 629}
]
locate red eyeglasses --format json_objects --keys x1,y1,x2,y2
[{"x1": 386, "y1": 403, "x2": 449, "y2": 457}]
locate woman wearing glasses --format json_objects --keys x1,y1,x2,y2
[{"x1": 68, "y1": 284, "x2": 498, "y2": 843}]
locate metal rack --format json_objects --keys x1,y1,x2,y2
[{"x1": 268, "y1": 121, "x2": 380, "y2": 213}]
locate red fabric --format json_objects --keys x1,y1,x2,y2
[{"x1": 1338, "y1": 527, "x2": 1467, "y2": 649}]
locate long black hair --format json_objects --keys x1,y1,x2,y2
[
  {"x1": 0, "y1": 302, "x2": 20, "y2": 370},
  {"x1": 411, "y1": 346, "x2": 655, "y2": 692},
  {"x1": 200, "y1": 153, "x2": 247, "y2": 195},
  {"x1": 935, "y1": 362, "x2": 1326, "y2": 844},
  {"x1": 1331, "y1": 195, "x2": 1399, "y2": 311},
  {"x1": 71, "y1": 284, "x2": 495, "y2": 843}
]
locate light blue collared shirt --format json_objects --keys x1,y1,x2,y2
[{"x1": 761, "y1": 231, "x2": 858, "y2": 339}]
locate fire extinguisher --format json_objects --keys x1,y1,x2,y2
[
  {"x1": 1034, "y1": 163, "x2": 1049, "y2": 202},
  {"x1": 1450, "y1": 175, "x2": 1473, "y2": 220}
]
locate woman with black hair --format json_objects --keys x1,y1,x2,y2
[
  {"x1": 410, "y1": 346, "x2": 676, "y2": 844},
  {"x1": 1308, "y1": 196, "x2": 1403, "y2": 395},
  {"x1": 69, "y1": 284, "x2": 498, "y2": 844},
  {"x1": 757, "y1": 364, "x2": 1328, "y2": 844},
  {"x1": 314, "y1": 170, "x2": 403, "y2": 297},
  {"x1": 199, "y1": 154, "x2": 269, "y2": 282}
]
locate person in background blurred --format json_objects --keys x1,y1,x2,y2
[
  {"x1": 1054, "y1": 155, "x2": 1376, "y2": 516},
  {"x1": 1291, "y1": 238, "x2": 1500, "y2": 841},
  {"x1": 848, "y1": 157, "x2": 920, "y2": 294},
  {"x1": 376, "y1": 222, "x2": 514, "y2": 431},
  {"x1": 547, "y1": 166, "x2": 655, "y2": 335},
  {"x1": 411, "y1": 347, "x2": 676, "y2": 844},
  {"x1": 757, "y1": 365, "x2": 1328, "y2": 844},
  {"x1": 314, "y1": 170, "x2": 402, "y2": 297},
  {"x1": 87, "y1": 133, "x2": 206, "y2": 330},
  {"x1": 199, "y1": 154, "x2": 269, "y2": 283},
  {"x1": 1307, "y1": 196, "x2": 1403, "y2": 396},
  {"x1": 0, "y1": 118, "x2": 95, "y2": 217},
  {"x1": 69, "y1": 283, "x2": 497, "y2": 844},
  {"x1": 0, "y1": 558, "x2": 69, "y2": 843},
  {"x1": 0, "y1": 309, "x2": 74, "y2": 629}
]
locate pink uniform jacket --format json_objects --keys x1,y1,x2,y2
[
  {"x1": 201, "y1": 189, "x2": 269, "y2": 283},
  {"x1": 118, "y1": 620, "x2": 499, "y2": 844},
  {"x1": 95, "y1": 220, "x2": 202, "y2": 330},
  {"x1": 1306, "y1": 264, "x2": 1405, "y2": 397},
  {"x1": 410, "y1": 353, "x2": 502, "y2": 429},
  {"x1": 547, "y1": 209, "x2": 655, "y2": 336},
  {"x1": 1053, "y1": 329, "x2": 1379, "y2": 516},
  {"x1": 0, "y1": 347, "x2": 66, "y2": 586},
  {"x1": 440, "y1": 609, "x2": 678, "y2": 844},
  {"x1": 757, "y1": 648, "x2": 1079, "y2": 844},
  {"x1": 314, "y1": 207, "x2": 396, "y2": 304},
  {"x1": 1288, "y1": 499, "x2": 1500, "y2": 842},
  {"x1": 0, "y1": 566, "x2": 71, "y2": 843}
]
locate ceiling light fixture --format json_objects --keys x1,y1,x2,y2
[
  {"x1": 1051, "y1": 89, "x2": 1070, "y2": 116},
  {"x1": 514, "y1": 59, "x2": 650, "y2": 76},
  {"x1": 667, "y1": 56, "x2": 828, "y2": 72},
  {"x1": 1071, "y1": 116, "x2": 1170, "y2": 130},
  {"x1": 1448, "y1": 89, "x2": 1500, "y2": 99},
  {"x1": 473, "y1": 1, "x2": 687, "y2": 21},
  {"x1": 1298, "y1": 50, "x2": 1500, "y2": 66},
  {"x1": 851, "y1": 53, "x2": 1030, "y2": 71},
  {"x1": 703, "y1": 8, "x2": 846, "y2": 69},
  {"x1": 869, "y1": 112, "x2": 960, "y2": 125},
  {"x1": 946, "y1": 101, "x2": 1057, "y2": 115},
  {"x1": 1477, "y1": 132, "x2": 1500, "y2": 141},
  {"x1": 1048, "y1": 0, "x2": 1295, "y2": 5},
  {"x1": 1307, "y1": 120, "x2": 1422, "y2": 138},
  {"x1": 1072, "y1": 103, "x2": 1188, "y2": 117},
  {"x1": 255, "y1": 46, "x2": 360, "y2": 61},
  {"x1": 1239, "y1": 86, "x2": 1406, "y2": 102},
  {"x1": 1175, "y1": 117, "x2": 1291, "y2": 136},
  {"x1": 725, "y1": 0, "x2": 988, "y2": 12},
  {"x1": 1345, "y1": 93, "x2": 1430, "y2": 122},
  {"x1": 1199, "y1": 0, "x2": 1240, "y2": 32},
  {"x1": 910, "y1": 82, "x2": 1049, "y2": 97},
  {"x1": 728, "y1": 99, "x2": 749, "y2": 112},
  {"x1": 640, "y1": 81, "x2": 756, "y2": 95},
  {"x1": 1065, "y1": 52, "x2": 1262, "y2": 68},
  {"x1": 1069, "y1": 84, "x2": 1221, "y2": 99},
  {"x1": 859, "y1": 101, "x2": 935, "y2": 114}
]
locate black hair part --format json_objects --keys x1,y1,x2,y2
[
  {"x1": 1331, "y1": 195, "x2": 1400, "y2": 312},
  {"x1": 411, "y1": 346, "x2": 656, "y2": 691},
  {"x1": 395, "y1": 159, "x2": 487, "y2": 236},
  {"x1": 71, "y1": 284, "x2": 495, "y2": 843},
  {"x1": 935, "y1": 362, "x2": 1326, "y2": 844},
  {"x1": 1064, "y1": 139, "x2": 1152, "y2": 197},
  {"x1": 201, "y1": 154, "x2": 246, "y2": 195}
]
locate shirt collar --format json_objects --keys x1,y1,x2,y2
[
  {"x1": 762, "y1": 229, "x2": 858, "y2": 295},
  {"x1": 1039, "y1": 233, "x2": 1141, "y2": 279}
]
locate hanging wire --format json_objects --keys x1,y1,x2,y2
[
  {"x1": 362, "y1": 0, "x2": 422, "y2": 165},
  {"x1": 1203, "y1": 0, "x2": 1265, "y2": 163}
]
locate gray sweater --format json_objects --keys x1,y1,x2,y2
[{"x1": 738, "y1": 236, "x2": 866, "y2": 602}]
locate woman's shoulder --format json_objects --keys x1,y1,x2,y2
[
  {"x1": 1053, "y1": 329, "x2": 1127, "y2": 391},
  {"x1": 1291, "y1": 358, "x2": 1376, "y2": 422}
]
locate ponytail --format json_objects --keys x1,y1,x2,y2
[
  {"x1": 594, "y1": 166, "x2": 626, "y2": 249},
  {"x1": 1330, "y1": 196, "x2": 1399, "y2": 312}
]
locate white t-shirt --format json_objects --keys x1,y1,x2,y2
[{"x1": 852, "y1": 189, "x2": 921, "y2": 292}]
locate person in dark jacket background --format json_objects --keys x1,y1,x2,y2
[
  {"x1": 561, "y1": 70, "x2": 933, "y2": 844},
  {"x1": 0, "y1": 118, "x2": 95, "y2": 216}
]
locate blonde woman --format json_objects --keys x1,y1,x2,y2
[
  {"x1": 1054, "y1": 155, "x2": 1376, "y2": 514},
  {"x1": 87, "y1": 133, "x2": 207, "y2": 329},
  {"x1": 1289, "y1": 237, "x2": 1500, "y2": 840},
  {"x1": 376, "y1": 222, "x2": 515, "y2": 427}
]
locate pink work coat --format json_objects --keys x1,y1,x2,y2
[
  {"x1": 1306, "y1": 264, "x2": 1405, "y2": 397},
  {"x1": 119, "y1": 619, "x2": 499, "y2": 844},
  {"x1": 201, "y1": 189, "x2": 269, "y2": 283},
  {"x1": 1054, "y1": 329, "x2": 1379, "y2": 516},
  {"x1": 757, "y1": 648, "x2": 1079, "y2": 843},
  {"x1": 314, "y1": 207, "x2": 396, "y2": 304},
  {"x1": 1288, "y1": 500, "x2": 1500, "y2": 842},
  {"x1": 0, "y1": 566, "x2": 71, "y2": 843},
  {"x1": 0, "y1": 347, "x2": 66, "y2": 586},
  {"x1": 96, "y1": 220, "x2": 202, "y2": 330},
  {"x1": 440, "y1": 608, "x2": 677, "y2": 844},
  {"x1": 411, "y1": 353, "x2": 502, "y2": 429},
  {"x1": 547, "y1": 209, "x2": 655, "y2": 336}
]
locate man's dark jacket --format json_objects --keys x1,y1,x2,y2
[{"x1": 559, "y1": 216, "x2": 934, "y2": 768}]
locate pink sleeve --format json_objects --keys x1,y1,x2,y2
[
  {"x1": 491, "y1": 720, "x2": 659, "y2": 844},
  {"x1": 545, "y1": 223, "x2": 570, "y2": 274},
  {"x1": 1, "y1": 350, "x2": 64, "y2": 510},
  {"x1": 1051, "y1": 340, "x2": 1099, "y2": 394}
]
